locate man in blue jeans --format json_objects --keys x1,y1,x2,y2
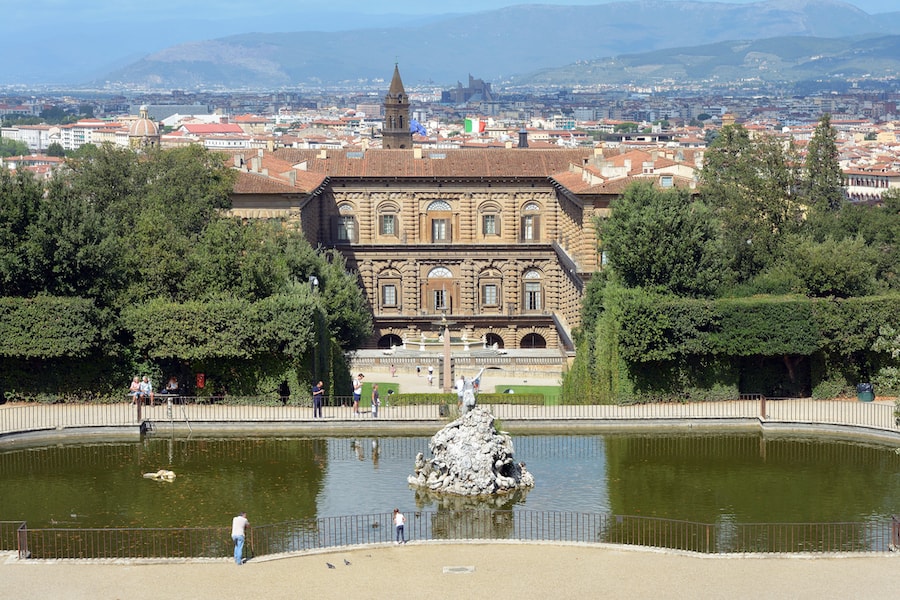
[
  {"x1": 232, "y1": 511, "x2": 249, "y2": 565},
  {"x1": 312, "y1": 381, "x2": 325, "y2": 418}
]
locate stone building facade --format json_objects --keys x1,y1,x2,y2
[
  {"x1": 231, "y1": 146, "x2": 604, "y2": 351},
  {"x1": 228, "y1": 67, "x2": 699, "y2": 351}
]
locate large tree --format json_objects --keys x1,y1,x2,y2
[
  {"x1": 700, "y1": 124, "x2": 803, "y2": 285},
  {"x1": 600, "y1": 181, "x2": 723, "y2": 298},
  {"x1": 803, "y1": 113, "x2": 844, "y2": 212}
]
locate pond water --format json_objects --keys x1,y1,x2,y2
[{"x1": 2, "y1": 432, "x2": 899, "y2": 529}]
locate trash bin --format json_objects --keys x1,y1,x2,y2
[{"x1": 856, "y1": 383, "x2": 875, "y2": 402}]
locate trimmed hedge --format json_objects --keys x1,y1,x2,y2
[{"x1": 0, "y1": 296, "x2": 100, "y2": 358}]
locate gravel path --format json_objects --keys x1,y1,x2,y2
[{"x1": 3, "y1": 542, "x2": 897, "y2": 600}]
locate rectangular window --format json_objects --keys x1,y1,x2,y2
[
  {"x1": 382, "y1": 284, "x2": 397, "y2": 307},
  {"x1": 380, "y1": 214, "x2": 396, "y2": 235},
  {"x1": 483, "y1": 214, "x2": 497, "y2": 235},
  {"x1": 432, "y1": 218, "x2": 449, "y2": 242},
  {"x1": 337, "y1": 216, "x2": 354, "y2": 242},
  {"x1": 523, "y1": 215, "x2": 535, "y2": 241},
  {"x1": 433, "y1": 289, "x2": 447, "y2": 311},
  {"x1": 525, "y1": 282, "x2": 541, "y2": 311},
  {"x1": 482, "y1": 284, "x2": 498, "y2": 306}
]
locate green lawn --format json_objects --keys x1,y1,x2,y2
[
  {"x1": 359, "y1": 382, "x2": 399, "y2": 407},
  {"x1": 489, "y1": 384, "x2": 561, "y2": 405}
]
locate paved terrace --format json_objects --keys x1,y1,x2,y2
[{"x1": 2, "y1": 377, "x2": 899, "y2": 599}]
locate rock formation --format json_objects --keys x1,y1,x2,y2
[{"x1": 408, "y1": 406, "x2": 534, "y2": 496}]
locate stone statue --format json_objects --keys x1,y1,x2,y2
[
  {"x1": 460, "y1": 367, "x2": 485, "y2": 414},
  {"x1": 408, "y1": 406, "x2": 534, "y2": 496}
]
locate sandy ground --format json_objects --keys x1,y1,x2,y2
[{"x1": 3, "y1": 542, "x2": 897, "y2": 600}]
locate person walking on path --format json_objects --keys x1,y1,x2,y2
[
  {"x1": 393, "y1": 508, "x2": 406, "y2": 544},
  {"x1": 312, "y1": 381, "x2": 325, "y2": 418},
  {"x1": 352, "y1": 373, "x2": 363, "y2": 415},
  {"x1": 371, "y1": 384, "x2": 379, "y2": 418},
  {"x1": 231, "y1": 512, "x2": 249, "y2": 565}
]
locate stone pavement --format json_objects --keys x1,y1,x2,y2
[{"x1": 3, "y1": 542, "x2": 896, "y2": 600}]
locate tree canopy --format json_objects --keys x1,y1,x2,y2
[{"x1": 0, "y1": 144, "x2": 372, "y2": 399}]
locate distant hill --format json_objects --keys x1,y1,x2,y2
[
  {"x1": 99, "y1": 0, "x2": 900, "y2": 89},
  {"x1": 518, "y1": 34, "x2": 900, "y2": 86}
]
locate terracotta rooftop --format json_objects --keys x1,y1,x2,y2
[{"x1": 272, "y1": 148, "x2": 596, "y2": 178}]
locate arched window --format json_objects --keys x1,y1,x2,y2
[
  {"x1": 521, "y1": 202, "x2": 541, "y2": 242},
  {"x1": 523, "y1": 269, "x2": 542, "y2": 311},
  {"x1": 485, "y1": 333, "x2": 505, "y2": 349},
  {"x1": 335, "y1": 204, "x2": 356, "y2": 243},
  {"x1": 427, "y1": 200, "x2": 452, "y2": 243},
  {"x1": 427, "y1": 266, "x2": 453, "y2": 311},
  {"x1": 521, "y1": 333, "x2": 547, "y2": 349},
  {"x1": 427, "y1": 200, "x2": 452, "y2": 211},
  {"x1": 378, "y1": 334, "x2": 403, "y2": 349},
  {"x1": 428, "y1": 266, "x2": 453, "y2": 278}
]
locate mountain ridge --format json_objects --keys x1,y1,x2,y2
[{"x1": 96, "y1": 0, "x2": 900, "y2": 89}]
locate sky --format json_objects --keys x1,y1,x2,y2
[{"x1": 2, "y1": 0, "x2": 896, "y2": 85}]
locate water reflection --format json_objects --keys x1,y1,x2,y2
[{"x1": 1, "y1": 433, "x2": 899, "y2": 533}]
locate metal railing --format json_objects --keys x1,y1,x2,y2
[
  {"x1": 2, "y1": 397, "x2": 898, "y2": 435},
  {"x1": 9, "y1": 512, "x2": 900, "y2": 560}
]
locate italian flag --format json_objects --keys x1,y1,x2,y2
[{"x1": 464, "y1": 118, "x2": 485, "y2": 133}]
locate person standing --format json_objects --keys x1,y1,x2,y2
[
  {"x1": 231, "y1": 511, "x2": 249, "y2": 565},
  {"x1": 312, "y1": 381, "x2": 324, "y2": 418},
  {"x1": 352, "y1": 373, "x2": 363, "y2": 415},
  {"x1": 371, "y1": 384, "x2": 379, "y2": 418},
  {"x1": 390, "y1": 364, "x2": 397, "y2": 377},
  {"x1": 427, "y1": 365, "x2": 434, "y2": 387},
  {"x1": 393, "y1": 508, "x2": 406, "y2": 544}
]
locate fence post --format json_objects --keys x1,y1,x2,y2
[
  {"x1": 17, "y1": 522, "x2": 28, "y2": 559},
  {"x1": 892, "y1": 515, "x2": 900, "y2": 550},
  {"x1": 760, "y1": 396, "x2": 767, "y2": 420}
]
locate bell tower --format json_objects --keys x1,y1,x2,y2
[{"x1": 383, "y1": 64, "x2": 412, "y2": 149}]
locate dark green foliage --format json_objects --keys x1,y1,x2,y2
[
  {"x1": 600, "y1": 181, "x2": 723, "y2": 297},
  {"x1": 566, "y1": 121, "x2": 899, "y2": 405},
  {"x1": 0, "y1": 169, "x2": 43, "y2": 295},
  {"x1": 803, "y1": 114, "x2": 844, "y2": 212},
  {"x1": 0, "y1": 296, "x2": 99, "y2": 358},
  {"x1": 700, "y1": 124, "x2": 802, "y2": 285},
  {"x1": 0, "y1": 138, "x2": 29, "y2": 157},
  {"x1": 0, "y1": 145, "x2": 372, "y2": 399},
  {"x1": 45, "y1": 142, "x2": 65, "y2": 157}
]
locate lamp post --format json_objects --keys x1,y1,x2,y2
[{"x1": 441, "y1": 312, "x2": 451, "y2": 393}]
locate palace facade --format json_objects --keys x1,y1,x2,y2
[{"x1": 228, "y1": 67, "x2": 699, "y2": 352}]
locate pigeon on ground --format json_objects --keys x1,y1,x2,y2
[
  {"x1": 344, "y1": 559, "x2": 351, "y2": 565},
  {"x1": 326, "y1": 562, "x2": 335, "y2": 569}
]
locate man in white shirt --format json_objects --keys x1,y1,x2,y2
[
  {"x1": 232, "y1": 511, "x2": 249, "y2": 565},
  {"x1": 352, "y1": 373, "x2": 363, "y2": 415}
]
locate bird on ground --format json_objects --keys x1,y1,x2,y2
[
  {"x1": 326, "y1": 562, "x2": 335, "y2": 569},
  {"x1": 344, "y1": 559, "x2": 351, "y2": 565}
]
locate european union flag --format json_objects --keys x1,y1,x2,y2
[{"x1": 410, "y1": 118, "x2": 427, "y2": 136}]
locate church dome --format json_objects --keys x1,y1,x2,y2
[{"x1": 129, "y1": 105, "x2": 159, "y2": 138}]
